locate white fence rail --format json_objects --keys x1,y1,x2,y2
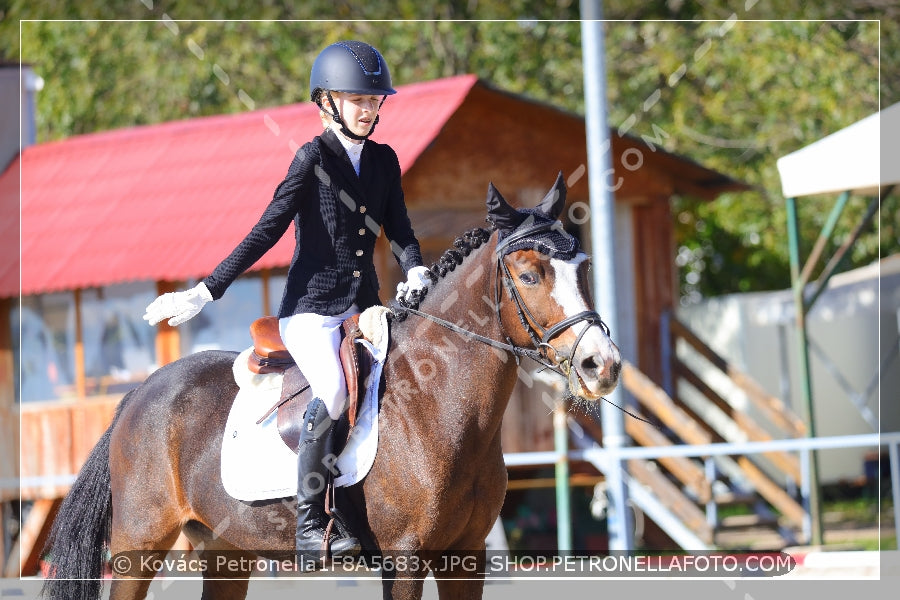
[{"x1": 504, "y1": 431, "x2": 900, "y2": 549}]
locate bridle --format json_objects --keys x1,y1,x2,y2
[
  {"x1": 396, "y1": 223, "x2": 655, "y2": 425},
  {"x1": 397, "y1": 222, "x2": 609, "y2": 381},
  {"x1": 494, "y1": 221, "x2": 609, "y2": 375}
]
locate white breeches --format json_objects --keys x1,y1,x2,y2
[{"x1": 279, "y1": 304, "x2": 360, "y2": 420}]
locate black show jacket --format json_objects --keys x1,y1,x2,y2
[{"x1": 203, "y1": 128, "x2": 423, "y2": 317}]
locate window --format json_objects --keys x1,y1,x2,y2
[
  {"x1": 181, "y1": 276, "x2": 266, "y2": 355},
  {"x1": 14, "y1": 275, "x2": 275, "y2": 402},
  {"x1": 266, "y1": 272, "x2": 287, "y2": 315},
  {"x1": 15, "y1": 292, "x2": 75, "y2": 402},
  {"x1": 79, "y1": 282, "x2": 157, "y2": 396}
]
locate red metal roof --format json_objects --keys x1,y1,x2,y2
[
  {"x1": 0, "y1": 155, "x2": 19, "y2": 298},
  {"x1": 2, "y1": 74, "x2": 478, "y2": 298}
]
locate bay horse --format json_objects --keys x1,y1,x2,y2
[{"x1": 41, "y1": 173, "x2": 621, "y2": 600}]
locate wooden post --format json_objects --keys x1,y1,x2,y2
[
  {"x1": 11, "y1": 498, "x2": 61, "y2": 577},
  {"x1": 154, "y1": 281, "x2": 183, "y2": 366},
  {"x1": 0, "y1": 297, "x2": 17, "y2": 495},
  {"x1": 0, "y1": 297, "x2": 17, "y2": 578},
  {"x1": 73, "y1": 289, "x2": 86, "y2": 399},
  {"x1": 260, "y1": 268, "x2": 271, "y2": 315}
]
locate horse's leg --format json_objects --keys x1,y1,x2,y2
[
  {"x1": 433, "y1": 568, "x2": 485, "y2": 600},
  {"x1": 380, "y1": 569, "x2": 427, "y2": 600},
  {"x1": 378, "y1": 545, "x2": 451, "y2": 600},
  {"x1": 107, "y1": 533, "x2": 180, "y2": 600},
  {"x1": 183, "y1": 520, "x2": 254, "y2": 600},
  {"x1": 200, "y1": 577, "x2": 250, "y2": 600},
  {"x1": 107, "y1": 527, "x2": 254, "y2": 600},
  {"x1": 107, "y1": 421, "x2": 186, "y2": 600},
  {"x1": 107, "y1": 575, "x2": 158, "y2": 600},
  {"x1": 432, "y1": 546, "x2": 487, "y2": 600},
  {"x1": 107, "y1": 519, "x2": 183, "y2": 600}
]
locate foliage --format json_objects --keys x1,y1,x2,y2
[{"x1": 1, "y1": 1, "x2": 896, "y2": 301}]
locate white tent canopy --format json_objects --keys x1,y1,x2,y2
[{"x1": 776, "y1": 102, "x2": 900, "y2": 198}]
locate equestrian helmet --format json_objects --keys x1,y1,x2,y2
[{"x1": 309, "y1": 40, "x2": 396, "y2": 102}]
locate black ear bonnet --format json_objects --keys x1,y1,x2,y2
[{"x1": 486, "y1": 172, "x2": 580, "y2": 260}]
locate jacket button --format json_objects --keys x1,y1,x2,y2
[
  {"x1": 358, "y1": 228, "x2": 365, "y2": 236},
  {"x1": 353, "y1": 270, "x2": 361, "y2": 278},
  {"x1": 355, "y1": 249, "x2": 364, "y2": 256},
  {"x1": 360, "y1": 206, "x2": 367, "y2": 213}
]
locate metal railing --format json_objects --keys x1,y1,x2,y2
[
  {"x1": 10, "y1": 433, "x2": 898, "y2": 549},
  {"x1": 504, "y1": 431, "x2": 900, "y2": 550}
]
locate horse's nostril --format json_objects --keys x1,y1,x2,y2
[
  {"x1": 580, "y1": 355, "x2": 600, "y2": 376},
  {"x1": 579, "y1": 354, "x2": 621, "y2": 381}
]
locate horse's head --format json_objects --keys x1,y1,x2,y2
[{"x1": 487, "y1": 172, "x2": 622, "y2": 400}]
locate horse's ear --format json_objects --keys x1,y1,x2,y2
[
  {"x1": 534, "y1": 171, "x2": 567, "y2": 220},
  {"x1": 486, "y1": 182, "x2": 525, "y2": 231}
]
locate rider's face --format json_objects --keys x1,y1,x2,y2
[{"x1": 328, "y1": 92, "x2": 383, "y2": 141}]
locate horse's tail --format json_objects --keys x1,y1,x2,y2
[{"x1": 40, "y1": 390, "x2": 133, "y2": 600}]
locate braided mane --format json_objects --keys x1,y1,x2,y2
[{"x1": 392, "y1": 226, "x2": 494, "y2": 316}]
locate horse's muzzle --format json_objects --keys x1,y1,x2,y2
[{"x1": 568, "y1": 340, "x2": 622, "y2": 399}]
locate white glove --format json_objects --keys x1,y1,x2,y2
[
  {"x1": 395, "y1": 266, "x2": 431, "y2": 304},
  {"x1": 143, "y1": 282, "x2": 213, "y2": 327}
]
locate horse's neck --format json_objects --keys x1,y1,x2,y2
[{"x1": 388, "y1": 241, "x2": 518, "y2": 434}]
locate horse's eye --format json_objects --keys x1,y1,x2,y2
[{"x1": 518, "y1": 272, "x2": 539, "y2": 286}]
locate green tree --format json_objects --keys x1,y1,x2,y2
[
  {"x1": 2, "y1": 1, "x2": 895, "y2": 301},
  {"x1": 599, "y1": 18, "x2": 885, "y2": 300}
]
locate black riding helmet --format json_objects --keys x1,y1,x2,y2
[{"x1": 310, "y1": 41, "x2": 396, "y2": 141}]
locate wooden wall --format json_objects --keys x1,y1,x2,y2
[
  {"x1": 0, "y1": 298, "x2": 17, "y2": 502},
  {"x1": 402, "y1": 83, "x2": 593, "y2": 214},
  {"x1": 629, "y1": 199, "x2": 678, "y2": 386},
  {"x1": 18, "y1": 396, "x2": 120, "y2": 501}
]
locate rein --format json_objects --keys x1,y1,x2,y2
[
  {"x1": 398, "y1": 304, "x2": 559, "y2": 372},
  {"x1": 395, "y1": 224, "x2": 657, "y2": 427},
  {"x1": 397, "y1": 223, "x2": 607, "y2": 381}
]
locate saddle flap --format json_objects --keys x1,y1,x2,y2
[
  {"x1": 248, "y1": 312, "x2": 372, "y2": 451},
  {"x1": 275, "y1": 366, "x2": 311, "y2": 452},
  {"x1": 247, "y1": 315, "x2": 371, "y2": 452},
  {"x1": 222, "y1": 345, "x2": 383, "y2": 501},
  {"x1": 265, "y1": 366, "x2": 352, "y2": 456}
]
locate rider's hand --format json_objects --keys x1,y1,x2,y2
[
  {"x1": 395, "y1": 266, "x2": 431, "y2": 304},
  {"x1": 143, "y1": 282, "x2": 213, "y2": 327}
]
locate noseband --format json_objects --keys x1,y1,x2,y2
[
  {"x1": 494, "y1": 222, "x2": 608, "y2": 377},
  {"x1": 397, "y1": 223, "x2": 610, "y2": 381}
]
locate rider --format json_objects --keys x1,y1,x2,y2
[{"x1": 143, "y1": 40, "x2": 431, "y2": 562}]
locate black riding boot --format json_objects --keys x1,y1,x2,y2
[{"x1": 295, "y1": 398, "x2": 360, "y2": 563}]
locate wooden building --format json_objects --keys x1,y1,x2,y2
[{"x1": 0, "y1": 74, "x2": 748, "y2": 571}]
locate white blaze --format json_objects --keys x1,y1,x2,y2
[{"x1": 549, "y1": 255, "x2": 620, "y2": 365}]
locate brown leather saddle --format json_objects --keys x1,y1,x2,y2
[{"x1": 247, "y1": 314, "x2": 373, "y2": 453}]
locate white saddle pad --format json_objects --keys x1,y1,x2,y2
[{"x1": 220, "y1": 306, "x2": 390, "y2": 502}]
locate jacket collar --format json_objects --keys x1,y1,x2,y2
[
  {"x1": 319, "y1": 128, "x2": 367, "y2": 201},
  {"x1": 320, "y1": 127, "x2": 352, "y2": 164}
]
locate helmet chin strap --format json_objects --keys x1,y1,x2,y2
[{"x1": 322, "y1": 90, "x2": 383, "y2": 141}]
